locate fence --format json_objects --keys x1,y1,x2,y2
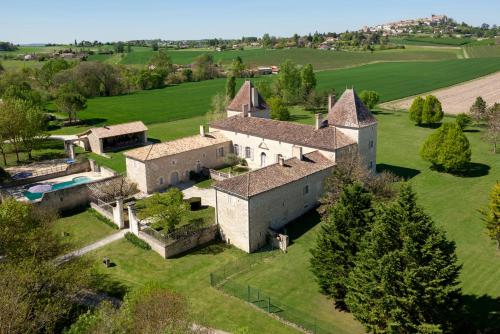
[
  {"x1": 210, "y1": 255, "x2": 333, "y2": 334},
  {"x1": 209, "y1": 169, "x2": 231, "y2": 181}
]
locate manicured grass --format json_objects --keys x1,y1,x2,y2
[
  {"x1": 0, "y1": 139, "x2": 67, "y2": 169},
  {"x1": 121, "y1": 46, "x2": 459, "y2": 70},
  {"x1": 52, "y1": 209, "x2": 117, "y2": 251},
  {"x1": 87, "y1": 239, "x2": 302, "y2": 334}
]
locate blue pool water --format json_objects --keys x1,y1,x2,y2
[{"x1": 23, "y1": 176, "x2": 92, "y2": 201}]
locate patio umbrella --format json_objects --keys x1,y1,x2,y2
[{"x1": 27, "y1": 184, "x2": 52, "y2": 193}]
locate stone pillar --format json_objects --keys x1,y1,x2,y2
[
  {"x1": 113, "y1": 197, "x2": 125, "y2": 229},
  {"x1": 89, "y1": 159, "x2": 99, "y2": 173},
  {"x1": 128, "y1": 203, "x2": 140, "y2": 236},
  {"x1": 68, "y1": 143, "x2": 75, "y2": 160}
]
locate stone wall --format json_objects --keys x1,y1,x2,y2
[
  {"x1": 137, "y1": 225, "x2": 218, "y2": 259},
  {"x1": 215, "y1": 189, "x2": 250, "y2": 252},
  {"x1": 127, "y1": 140, "x2": 232, "y2": 194},
  {"x1": 246, "y1": 167, "x2": 333, "y2": 252}
]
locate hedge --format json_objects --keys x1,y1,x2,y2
[{"x1": 125, "y1": 232, "x2": 151, "y2": 250}]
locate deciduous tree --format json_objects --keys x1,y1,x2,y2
[
  {"x1": 300, "y1": 63, "x2": 316, "y2": 98},
  {"x1": 481, "y1": 182, "x2": 500, "y2": 249},
  {"x1": 54, "y1": 84, "x2": 87, "y2": 123},
  {"x1": 277, "y1": 59, "x2": 301, "y2": 104},
  {"x1": 206, "y1": 92, "x2": 229, "y2": 122},
  {"x1": 136, "y1": 188, "x2": 189, "y2": 232},
  {"x1": 455, "y1": 113, "x2": 472, "y2": 130},
  {"x1": 483, "y1": 104, "x2": 500, "y2": 153},
  {"x1": 469, "y1": 96, "x2": 487, "y2": 122},
  {"x1": 359, "y1": 90, "x2": 380, "y2": 110},
  {"x1": 268, "y1": 96, "x2": 290, "y2": 121}
]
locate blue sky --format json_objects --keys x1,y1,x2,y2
[{"x1": 2, "y1": 0, "x2": 499, "y2": 44}]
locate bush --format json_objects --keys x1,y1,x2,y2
[
  {"x1": 125, "y1": 232, "x2": 151, "y2": 250},
  {"x1": 456, "y1": 113, "x2": 472, "y2": 129},
  {"x1": 420, "y1": 122, "x2": 471, "y2": 172},
  {"x1": 359, "y1": 90, "x2": 380, "y2": 109},
  {"x1": 186, "y1": 197, "x2": 202, "y2": 211},
  {"x1": 409, "y1": 95, "x2": 443, "y2": 125},
  {"x1": 268, "y1": 97, "x2": 290, "y2": 121}
]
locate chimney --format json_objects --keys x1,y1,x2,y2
[
  {"x1": 278, "y1": 156, "x2": 285, "y2": 166},
  {"x1": 241, "y1": 104, "x2": 249, "y2": 117},
  {"x1": 199, "y1": 125, "x2": 206, "y2": 137},
  {"x1": 328, "y1": 94, "x2": 335, "y2": 111},
  {"x1": 292, "y1": 146, "x2": 303, "y2": 161},
  {"x1": 251, "y1": 87, "x2": 259, "y2": 108},
  {"x1": 315, "y1": 113, "x2": 323, "y2": 130}
]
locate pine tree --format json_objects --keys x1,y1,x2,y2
[
  {"x1": 346, "y1": 185, "x2": 462, "y2": 333},
  {"x1": 409, "y1": 96, "x2": 425, "y2": 125},
  {"x1": 469, "y1": 96, "x2": 487, "y2": 122},
  {"x1": 481, "y1": 182, "x2": 500, "y2": 249},
  {"x1": 310, "y1": 183, "x2": 374, "y2": 309},
  {"x1": 420, "y1": 122, "x2": 471, "y2": 172}
]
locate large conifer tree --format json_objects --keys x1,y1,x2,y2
[
  {"x1": 345, "y1": 186, "x2": 462, "y2": 333},
  {"x1": 310, "y1": 183, "x2": 374, "y2": 309}
]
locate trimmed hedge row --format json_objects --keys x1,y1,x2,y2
[
  {"x1": 125, "y1": 232, "x2": 151, "y2": 250},
  {"x1": 88, "y1": 208, "x2": 119, "y2": 230}
]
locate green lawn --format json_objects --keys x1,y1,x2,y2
[
  {"x1": 87, "y1": 239, "x2": 302, "y2": 334},
  {"x1": 0, "y1": 139, "x2": 68, "y2": 169},
  {"x1": 52, "y1": 209, "x2": 117, "y2": 251},
  {"x1": 121, "y1": 46, "x2": 460, "y2": 70}
]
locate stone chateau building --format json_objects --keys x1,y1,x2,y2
[{"x1": 125, "y1": 81, "x2": 377, "y2": 252}]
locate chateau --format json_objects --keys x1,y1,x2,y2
[{"x1": 125, "y1": 81, "x2": 377, "y2": 252}]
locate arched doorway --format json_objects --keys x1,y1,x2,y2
[
  {"x1": 260, "y1": 152, "x2": 267, "y2": 167},
  {"x1": 170, "y1": 171, "x2": 179, "y2": 185}
]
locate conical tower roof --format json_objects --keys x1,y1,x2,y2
[
  {"x1": 227, "y1": 81, "x2": 268, "y2": 112},
  {"x1": 327, "y1": 89, "x2": 376, "y2": 128}
]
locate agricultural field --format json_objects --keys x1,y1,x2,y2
[
  {"x1": 83, "y1": 110, "x2": 500, "y2": 333},
  {"x1": 390, "y1": 36, "x2": 494, "y2": 47},
  {"x1": 382, "y1": 71, "x2": 500, "y2": 114},
  {"x1": 120, "y1": 46, "x2": 461, "y2": 70},
  {"x1": 465, "y1": 44, "x2": 500, "y2": 58},
  {"x1": 48, "y1": 57, "x2": 500, "y2": 135}
]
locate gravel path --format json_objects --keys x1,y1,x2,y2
[{"x1": 57, "y1": 229, "x2": 127, "y2": 263}]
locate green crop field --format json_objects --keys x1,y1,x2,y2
[
  {"x1": 48, "y1": 58, "x2": 500, "y2": 138},
  {"x1": 120, "y1": 46, "x2": 460, "y2": 70},
  {"x1": 390, "y1": 36, "x2": 492, "y2": 46},
  {"x1": 81, "y1": 110, "x2": 499, "y2": 333},
  {"x1": 465, "y1": 45, "x2": 500, "y2": 58}
]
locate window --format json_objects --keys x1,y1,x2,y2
[
  {"x1": 171, "y1": 159, "x2": 176, "y2": 165},
  {"x1": 303, "y1": 185, "x2": 309, "y2": 195},
  {"x1": 158, "y1": 176, "x2": 164, "y2": 185},
  {"x1": 245, "y1": 146, "x2": 252, "y2": 159},
  {"x1": 216, "y1": 147, "x2": 224, "y2": 158},
  {"x1": 234, "y1": 144, "x2": 240, "y2": 156},
  {"x1": 369, "y1": 140, "x2": 374, "y2": 149},
  {"x1": 369, "y1": 161, "x2": 373, "y2": 169}
]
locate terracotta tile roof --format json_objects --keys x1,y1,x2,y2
[
  {"x1": 227, "y1": 81, "x2": 268, "y2": 112},
  {"x1": 79, "y1": 121, "x2": 148, "y2": 139},
  {"x1": 210, "y1": 117, "x2": 356, "y2": 151},
  {"x1": 124, "y1": 131, "x2": 230, "y2": 161},
  {"x1": 327, "y1": 89, "x2": 376, "y2": 128},
  {"x1": 214, "y1": 151, "x2": 335, "y2": 198}
]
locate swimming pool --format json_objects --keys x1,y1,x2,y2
[{"x1": 23, "y1": 176, "x2": 92, "y2": 201}]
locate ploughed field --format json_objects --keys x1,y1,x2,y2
[{"x1": 381, "y1": 71, "x2": 500, "y2": 114}]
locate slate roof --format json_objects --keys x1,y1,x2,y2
[
  {"x1": 213, "y1": 151, "x2": 335, "y2": 199},
  {"x1": 124, "y1": 132, "x2": 230, "y2": 161},
  {"x1": 327, "y1": 89, "x2": 377, "y2": 128},
  {"x1": 227, "y1": 81, "x2": 268, "y2": 112},
  {"x1": 79, "y1": 121, "x2": 148, "y2": 139},
  {"x1": 210, "y1": 117, "x2": 356, "y2": 151}
]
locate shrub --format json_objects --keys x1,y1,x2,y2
[
  {"x1": 409, "y1": 96, "x2": 425, "y2": 125},
  {"x1": 420, "y1": 122, "x2": 471, "y2": 172},
  {"x1": 125, "y1": 232, "x2": 151, "y2": 250},
  {"x1": 456, "y1": 113, "x2": 472, "y2": 129},
  {"x1": 422, "y1": 95, "x2": 444, "y2": 124},
  {"x1": 359, "y1": 90, "x2": 380, "y2": 109}
]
